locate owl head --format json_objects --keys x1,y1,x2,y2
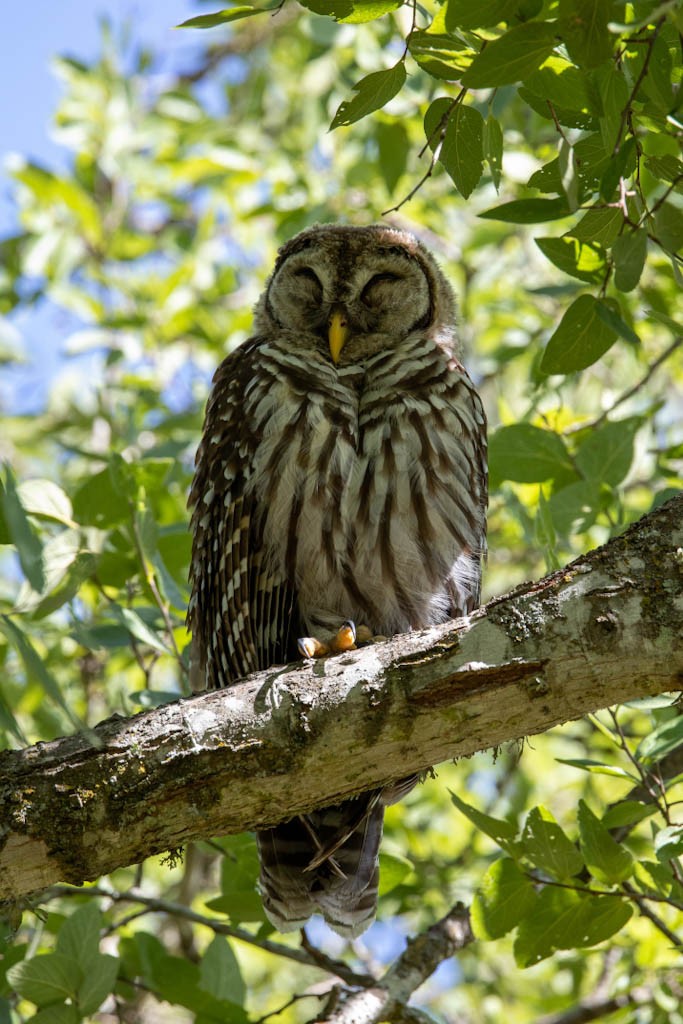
[{"x1": 253, "y1": 224, "x2": 460, "y2": 365}]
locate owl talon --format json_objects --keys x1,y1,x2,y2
[
  {"x1": 330, "y1": 620, "x2": 356, "y2": 652},
  {"x1": 297, "y1": 620, "x2": 357, "y2": 661},
  {"x1": 298, "y1": 637, "x2": 330, "y2": 659}
]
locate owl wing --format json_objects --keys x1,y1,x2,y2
[{"x1": 188, "y1": 338, "x2": 299, "y2": 690}]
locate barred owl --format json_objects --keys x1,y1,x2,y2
[{"x1": 188, "y1": 223, "x2": 487, "y2": 937}]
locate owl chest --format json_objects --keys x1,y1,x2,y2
[
  {"x1": 248, "y1": 377, "x2": 460, "y2": 623},
  {"x1": 251, "y1": 387, "x2": 393, "y2": 542}
]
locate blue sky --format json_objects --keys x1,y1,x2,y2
[
  {"x1": 1, "y1": 1, "x2": 203, "y2": 232},
  {"x1": 0, "y1": 1, "x2": 207, "y2": 411}
]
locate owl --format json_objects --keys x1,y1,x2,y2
[{"x1": 188, "y1": 223, "x2": 487, "y2": 937}]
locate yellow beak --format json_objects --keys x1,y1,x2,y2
[{"x1": 328, "y1": 305, "x2": 349, "y2": 364}]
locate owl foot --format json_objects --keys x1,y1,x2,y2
[
  {"x1": 297, "y1": 620, "x2": 358, "y2": 659},
  {"x1": 297, "y1": 622, "x2": 386, "y2": 659}
]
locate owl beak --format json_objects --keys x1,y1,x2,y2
[{"x1": 328, "y1": 304, "x2": 349, "y2": 364}]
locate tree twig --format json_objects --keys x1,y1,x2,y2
[{"x1": 310, "y1": 904, "x2": 474, "y2": 1024}]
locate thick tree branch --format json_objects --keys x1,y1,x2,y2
[{"x1": 1, "y1": 495, "x2": 681, "y2": 903}]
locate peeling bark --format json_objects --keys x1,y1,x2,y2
[{"x1": 1, "y1": 494, "x2": 681, "y2": 903}]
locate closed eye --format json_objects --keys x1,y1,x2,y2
[
  {"x1": 360, "y1": 272, "x2": 402, "y2": 304},
  {"x1": 293, "y1": 266, "x2": 323, "y2": 290}
]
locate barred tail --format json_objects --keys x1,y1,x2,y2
[{"x1": 256, "y1": 793, "x2": 384, "y2": 938}]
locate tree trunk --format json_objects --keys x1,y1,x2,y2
[{"x1": 1, "y1": 494, "x2": 681, "y2": 903}]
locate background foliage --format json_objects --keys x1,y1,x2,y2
[{"x1": 1, "y1": 0, "x2": 682, "y2": 1021}]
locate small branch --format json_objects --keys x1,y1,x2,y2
[
  {"x1": 383, "y1": 91, "x2": 465, "y2": 215},
  {"x1": 564, "y1": 335, "x2": 682, "y2": 435},
  {"x1": 382, "y1": 150, "x2": 440, "y2": 215},
  {"x1": 300, "y1": 931, "x2": 375, "y2": 989},
  {"x1": 44, "y1": 884, "x2": 370, "y2": 986},
  {"x1": 533, "y1": 994, "x2": 636, "y2": 1024},
  {"x1": 612, "y1": 15, "x2": 666, "y2": 154},
  {"x1": 623, "y1": 882, "x2": 683, "y2": 950},
  {"x1": 311, "y1": 904, "x2": 474, "y2": 1024}
]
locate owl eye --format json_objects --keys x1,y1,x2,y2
[
  {"x1": 293, "y1": 266, "x2": 323, "y2": 294},
  {"x1": 360, "y1": 272, "x2": 402, "y2": 305}
]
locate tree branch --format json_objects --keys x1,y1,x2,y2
[
  {"x1": 1, "y1": 495, "x2": 681, "y2": 903},
  {"x1": 312, "y1": 904, "x2": 473, "y2": 1024}
]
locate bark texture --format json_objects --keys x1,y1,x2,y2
[{"x1": 1, "y1": 494, "x2": 681, "y2": 903}]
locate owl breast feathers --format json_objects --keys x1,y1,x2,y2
[{"x1": 188, "y1": 223, "x2": 487, "y2": 937}]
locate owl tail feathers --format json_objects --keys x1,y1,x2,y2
[{"x1": 256, "y1": 795, "x2": 384, "y2": 938}]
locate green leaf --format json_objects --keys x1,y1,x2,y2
[
  {"x1": 55, "y1": 904, "x2": 101, "y2": 970},
  {"x1": 178, "y1": 5, "x2": 275, "y2": 28},
  {"x1": 297, "y1": 0, "x2": 354, "y2": 15},
  {"x1": 514, "y1": 887, "x2": 632, "y2": 967},
  {"x1": 599, "y1": 137, "x2": 637, "y2": 201},
  {"x1": 461, "y1": 22, "x2": 558, "y2": 88},
  {"x1": 298, "y1": 0, "x2": 402, "y2": 19},
  {"x1": 572, "y1": 894, "x2": 633, "y2": 946},
  {"x1": 330, "y1": 63, "x2": 406, "y2": 129},
  {"x1": 471, "y1": 858, "x2": 536, "y2": 940},
  {"x1": 593, "y1": 297, "x2": 640, "y2": 345},
  {"x1": 601, "y1": 801, "x2": 654, "y2": 829},
  {"x1": 654, "y1": 825, "x2": 683, "y2": 862},
  {"x1": 483, "y1": 115, "x2": 503, "y2": 190},
  {"x1": 409, "y1": 31, "x2": 475, "y2": 80},
  {"x1": 31, "y1": 1006, "x2": 81, "y2": 1024},
  {"x1": 654, "y1": 202, "x2": 683, "y2": 255},
  {"x1": 572, "y1": 207, "x2": 624, "y2": 247},
  {"x1": 0, "y1": 682, "x2": 29, "y2": 746},
  {"x1": 16, "y1": 480, "x2": 74, "y2": 528},
  {"x1": 424, "y1": 97, "x2": 453, "y2": 152},
  {"x1": 479, "y1": 198, "x2": 570, "y2": 223},
  {"x1": 77, "y1": 954, "x2": 119, "y2": 1016},
  {"x1": 642, "y1": 34, "x2": 674, "y2": 111},
  {"x1": 520, "y1": 89, "x2": 596, "y2": 131},
  {"x1": 633, "y1": 859, "x2": 674, "y2": 897},
  {"x1": 199, "y1": 936, "x2": 245, "y2": 1006},
  {"x1": 10, "y1": 162, "x2": 102, "y2": 245},
  {"x1": 445, "y1": 0, "x2": 518, "y2": 30},
  {"x1": 1, "y1": 466, "x2": 45, "y2": 592},
  {"x1": 646, "y1": 309, "x2": 683, "y2": 336},
  {"x1": 575, "y1": 417, "x2": 640, "y2": 487},
  {"x1": 438, "y1": 105, "x2": 484, "y2": 199},
  {"x1": 489, "y1": 424, "x2": 574, "y2": 487},
  {"x1": 15, "y1": 530, "x2": 98, "y2": 618},
  {"x1": 72, "y1": 467, "x2": 130, "y2": 527},
  {"x1": 205, "y1": 834, "x2": 266, "y2": 925},
  {"x1": 513, "y1": 887, "x2": 580, "y2": 967},
  {"x1": 108, "y1": 605, "x2": 171, "y2": 655},
  {"x1": 7, "y1": 954, "x2": 82, "y2": 1007},
  {"x1": 338, "y1": 0, "x2": 403, "y2": 22},
  {"x1": 378, "y1": 851, "x2": 413, "y2": 895},
  {"x1": 558, "y1": 0, "x2": 613, "y2": 69},
  {"x1": 523, "y1": 57, "x2": 594, "y2": 114},
  {"x1": 555, "y1": 758, "x2": 638, "y2": 782},
  {"x1": 450, "y1": 791, "x2": 518, "y2": 854},
  {"x1": 521, "y1": 806, "x2": 584, "y2": 879},
  {"x1": 636, "y1": 716, "x2": 683, "y2": 763},
  {"x1": 0, "y1": 616, "x2": 84, "y2": 732},
  {"x1": 136, "y1": 508, "x2": 188, "y2": 611},
  {"x1": 535, "y1": 236, "x2": 606, "y2": 284},
  {"x1": 547, "y1": 481, "x2": 602, "y2": 536},
  {"x1": 577, "y1": 800, "x2": 634, "y2": 883},
  {"x1": 644, "y1": 155, "x2": 683, "y2": 191},
  {"x1": 595, "y1": 64, "x2": 630, "y2": 154},
  {"x1": 612, "y1": 229, "x2": 647, "y2": 293},
  {"x1": 541, "y1": 295, "x2": 620, "y2": 374}
]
